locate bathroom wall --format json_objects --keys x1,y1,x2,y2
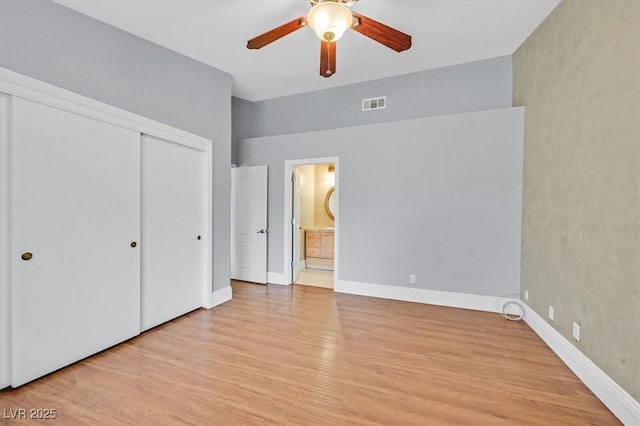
[{"x1": 314, "y1": 164, "x2": 336, "y2": 228}]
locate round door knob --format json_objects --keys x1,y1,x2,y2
[
  {"x1": 130, "y1": 242, "x2": 137, "y2": 248},
  {"x1": 21, "y1": 252, "x2": 33, "y2": 261}
]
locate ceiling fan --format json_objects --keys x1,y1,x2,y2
[{"x1": 247, "y1": 0, "x2": 412, "y2": 78}]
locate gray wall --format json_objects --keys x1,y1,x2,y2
[
  {"x1": 237, "y1": 107, "x2": 524, "y2": 297},
  {"x1": 514, "y1": 0, "x2": 639, "y2": 399},
  {"x1": 0, "y1": 0, "x2": 232, "y2": 291},
  {"x1": 232, "y1": 56, "x2": 511, "y2": 142}
]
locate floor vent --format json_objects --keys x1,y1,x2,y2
[{"x1": 362, "y1": 96, "x2": 386, "y2": 111}]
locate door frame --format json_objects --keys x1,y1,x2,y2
[
  {"x1": 0, "y1": 92, "x2": 10, "y2": 388},
  {"x1": 283, "y1": 157, "x2": 339, "y2": 286},
  {"x1": 291, "y1": 167, "x2": 302, "y2": 281}
]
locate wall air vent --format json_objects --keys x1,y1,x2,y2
[{"x1": 362, "y1": 96, "x2": 386, "y2": 111}]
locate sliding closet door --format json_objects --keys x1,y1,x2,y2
[
  {"x1": 141, "y1": 135, "x2": 205, "y2": 331},
  {"x1": 10, "y1": 98, "x2": 141, "y2": 387}
]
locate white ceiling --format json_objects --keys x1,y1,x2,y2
[{"x1": 56, "y1": 0, "x2": 559, "y2": 102}]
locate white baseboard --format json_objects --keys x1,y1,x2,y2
[
  {"x1": 523, "y1": 304, "x2": 639, "y2": 425},
  {"x1": 204, "y1": 286, "x2": 232, "y2": 309},
  {"x1": 334, "y1": 280, "x2": 520, "y2": 314},
  {"x1": 306, "y1": 264, "x2": 334, "y2": 271},
  {"x1": 267, "y1": 272, "x2": 289, "y2": 286}
]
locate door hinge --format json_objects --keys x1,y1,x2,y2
[
  {"x1": 291, "y1": 261, "x2": 295, "y2": 268},
  {"x1": 291, "y1": 218, "x2": 296, "y2": 225},
  {"x1": 291, "y1": 174, "x2": 295, "y2": 182}
]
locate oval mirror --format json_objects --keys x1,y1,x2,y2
[{"x1": 325, "y1": 186, "x2": 335, "y2": 220}]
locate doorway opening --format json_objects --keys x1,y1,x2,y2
[{"x1": 284, "y1": 158, "x2": 338, "y2": 289}]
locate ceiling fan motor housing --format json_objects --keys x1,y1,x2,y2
[{"x1": 307, "y1": 0, "x2": 353, "y2": 42}]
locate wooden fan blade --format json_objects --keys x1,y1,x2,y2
[
  {"x1": 351, "y1": 12, "x2": 411, "y2": 52},
  {"x1": 320, "y1": 41, "x2": 336, "y2": 78},
  {"x1": 247, "y1": 17, "x2": 306, "y2": 49}
]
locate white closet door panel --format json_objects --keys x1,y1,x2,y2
[
  {"x1": 141, "y1": 134, "x2": 205, "y2": 331},
  {"x1": 11, "y1": 98, "x2": 141, "y2": 387}
]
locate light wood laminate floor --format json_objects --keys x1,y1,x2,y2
[
  {"x1": 1, "y1": 281, "x2": 619, "y2": 425},
  {"x1": 295, "y1": 268, "x2": 334, "y2": 289}
]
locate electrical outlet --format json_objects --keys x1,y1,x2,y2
[
  {"x1": 524, "y1": 290, "x2": 529, "y2": 301},
  {"x1": 548, "y1": 305, "x2": 554, "y2": 321},
  {"x1": 409, "y1": 274, "x2": 416, "y2": 284},
  {"x1": 572, "y1": 322, "x2": 580, "y2": 341}
]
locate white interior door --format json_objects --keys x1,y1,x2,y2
[
  {"x1": 292, "y1": 169, "x2": 302, "y2": 282},
  {"x1": 141, "y1": 135, "x2": 206, "y2": 331},
  {"x1": 10, "y1": 97, "x2": 141, "y2": 387},
  {"x1": 231, "y1": 166, "x2": 268, "y2": 284}
]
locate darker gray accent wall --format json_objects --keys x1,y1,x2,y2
[
  {"x1": 233, "y1": 56, "x2": 512, "y2": 140},
  {"x1": 231, "y1": 96, "x2": 254, "y2": 165},
  {"x1": 0, "y1": 0, "x2": 232, "y2": 291}
]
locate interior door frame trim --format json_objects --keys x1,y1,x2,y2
[
  {"x1": 0, "y1": 92, "x2": 11, "y2": 388},
  {"x1": 283, "y1": 157, "x2": 339, "y2": 287}
]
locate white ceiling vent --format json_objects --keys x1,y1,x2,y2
[{"x1": 362, "y1": 96, "x2": 386, "y2": 111}]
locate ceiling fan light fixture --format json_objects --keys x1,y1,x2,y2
[{"x1": 307, "y1": 1, "x2": 353, "y2": 42}]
